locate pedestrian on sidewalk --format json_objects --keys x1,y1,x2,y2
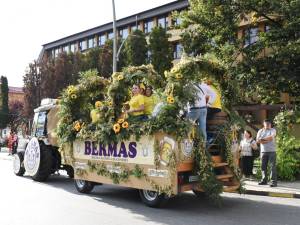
[
  {"x1": 239, "y1": 130, "x2": 257, "y2": 179},
  {"x1": 7, "y1": 131, "x2": 17, "y2": 155},
  {"x1": 256, "y1": 119, "x2": 277, "y2": 187}
]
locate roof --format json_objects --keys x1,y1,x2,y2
[
  {"x1": 42, "y1": 0, "x2": 189, "y2": 50},
  {"x1": 9, "y1": 86, "x2": 24, "y2": 94}
]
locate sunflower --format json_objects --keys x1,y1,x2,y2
[
  {"x1": 122, "y1": 121, "x2": 129, "y2": 129},
  {"x1": 74, "y1": 122, "x2": 81, "y2": 132},
  {"x1": 67, "y1": 85, "x2": 76, "y2": 95},
  {"x1": 167, "y1": 96, "x2": 175, "y2": 104},
  {"x1": 118, "y1": 118, "x2": 125, "y2": 124},
  {"x1": 108, "y1": 101, "x2": 113, "y2": 107},
  {"x1": 95, "y1": 101, "x2": 103, "y2": 108},
  {"x1": 117, "y1": 74, "x2": 124, "y2": 81},
  {"x1": 71, "y1": 94, "x2": 77, "y2": 99},
  {"x1": 175, "y1": 73, "x2": 183, "y2": 79},
  {"x1": 113, "y1": 123, "x2": 121, "y2": 133}
]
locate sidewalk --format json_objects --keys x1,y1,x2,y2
[
  {"x1": 0, "y1": 149, "x2": 13, "y2": 161},
  {"x1": 244, "y1": 180, "x2": 300, "y2": 199}
]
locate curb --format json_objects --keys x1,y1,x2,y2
[{"x1": 245, "y1": 189, "x2": 300, "y2": 199}]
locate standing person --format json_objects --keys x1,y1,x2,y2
[
  {"x1": 7, "y1": 131, "x2": 17, "y2": 155},
  {"x1": 187, "y1": 82, "x2": 215, "y2": 142},
  {"x1": 256, "y1": 119, "x2": 277, "y2": 187},
  {"x1": 205, "y1": 79, "x2": 222, "y2": 120},
  {"x1": 239, "y1": 130, "x2": 257, "y2": 178}
]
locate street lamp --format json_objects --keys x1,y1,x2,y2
[{"x1": 112, "y1": 0, "x2": 117, "y2": 73}]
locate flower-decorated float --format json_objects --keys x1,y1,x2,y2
[{"x1": 14, "y1": 57, "x2": 242, "y2": 208}]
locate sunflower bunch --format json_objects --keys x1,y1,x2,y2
[
  {"x1": 73, "y1": 121, "x2": 82, "y2": 132},
  {"x1": 113, "y1": 118, "x2": 130, "y2": 134}
]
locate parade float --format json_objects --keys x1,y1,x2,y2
[{"x1": 13, "y1": 57, "x2": 242, "y2": 207}]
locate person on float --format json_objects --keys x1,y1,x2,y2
[
  {"x1": 125, "y1": 84, "x2": 148, "y2": 121},
  {"x1": 205, "y1": 79, "x2": 222, "y2": 120},
  {"x1": 187, "y1": 80, "x2": 215, "y2": 142},
  {"x1": 143, "y1": 85, "x2": 158, "y2": 117}
]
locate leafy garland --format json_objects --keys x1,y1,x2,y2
[{"x1": 57, "y1": 57, "x2": 240, "y2": 199}]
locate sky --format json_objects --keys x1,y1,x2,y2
[{"x1": 0, "y1": 0, "x2": 174, "y2": 87}]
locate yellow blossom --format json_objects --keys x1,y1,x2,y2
[
  {"x1": 167, "y1": 96, "x2": 175, "y2": 104},
  {"x1": 95, "y1": 101, "x2": 103, "y2": 108},
  {"x1": 108, "y1": 101, "x2": 113, "y2": 107},
  {"x1": 175, "y1": 73, "x2": 183, "y2": 79},
  {"x1": 164, "y1": 71, "x2": 169, "y2": 78},
  {"x1": 122, "y1": 121, "x2": 129, "y2": 129},
  {"x1": 71, "y1": 94, "x2": 77, "y2": 99},
  {"x1": 118, "y1": 118, "x2": 125, "y2": 124},
  {"x1": 74, "y1": 121, "x2": 81, "y2": 132},
  {"x1": 113, "y1": 123, "x2": 121, "y2": 133},
  {"x1": 117, "y1": 74, "x2": 124, "y2": 81}
]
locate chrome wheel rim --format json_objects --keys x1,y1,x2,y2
[
  {"x1": 13, "y1": 154, "x2": 21, "y2": 174},
  {"x1": 75, "y1": 179, "x2": 86, "y2": 189},
  {"x1": 143, "y1": 190, "x2": 158, "y2": 201}
]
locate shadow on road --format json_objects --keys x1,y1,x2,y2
[{"x1": 30, "y1": 174, "x2": 300, "y2": 225}]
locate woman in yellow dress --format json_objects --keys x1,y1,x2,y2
[{"x1": 126, "y1": 84, "x2": 148, "y2": 121}]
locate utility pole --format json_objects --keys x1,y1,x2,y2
[{"x1": 112, "y1": 0, "x2": 117, "y2": 73}]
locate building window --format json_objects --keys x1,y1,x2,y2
[
  {"x1": 244, "y1": 27, "x2": 259, "y2": 47},
  {"x1": 88, "y1": 37, "x2": 95, "y2": 49},
  {"x1": 70, "y1": 43, "x2": 75, "y2": 53},
  {"x1": 79, "y1": 40, "x2": 87, "y2": 51},
  {"x1": 54, "y1": 48, "x2": 60, "y2": 57},
  {"x1": 99, "y1": 34, "x2": 107, "y2": 46},
  {"x1": 108, "y1": 32, "x2": 114, "y2": 40},
  {"x1": 119, "y1": 27, "x2": 129, "y2": 39},
  {"x1": 131, "y1": 24, "x2": 137, "y2": 32},
  {"x1": 173, "y1": 43, "x2": 183, "y2": 59},
  {"x1": 158, "y1": 16, "x2": 168, "y2": 29},
  {"x1": 63, "y1": 45, "x2": 69, "y2": 53},
  {"x1": 173, "y1": 17, "x2": 182, "y2": 26},
  {"x1": 144, "y1": 20, "x2": 153, "y2": 34},
  {"x1": 147, "y1": 50, "x2": 152, "y2": 63}
]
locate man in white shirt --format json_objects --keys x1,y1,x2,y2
[
  {"x1": 256, "y1": 119, "x2": 277, "y2": 187},
  {"x1": 187, "y1": 82, "x2": 216, "y2": 142}
]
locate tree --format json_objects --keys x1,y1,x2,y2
[
  {"x1": 8, "y1": 100, "x2": 24, "y2": 132},
  {"x1": 124, "y1": 30, "x2": 148, "y2": 66},
  {"x1": 148, "y1": 26, "x2": 173, "y2": 76},
  {"x1": 98, "y1": 40, "x2": 114, "y2": 77},
  {"x1": 0, "y1": 76, "x2": 9, "y2": 129},
  {"x1": 23, "y1": 61, "x2": 42, "y2": 118},
  {"x1": 181, "y1": 0, "x2": 300, "y2": 103}
]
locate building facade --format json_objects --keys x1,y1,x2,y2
[{"x1": 39, "y1": 0, "x2": 189, "y2": 62}]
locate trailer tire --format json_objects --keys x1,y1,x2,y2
[
  {"x1": 139, "y1": 190, "x2": 169, "y2": 208},
  {"x1": 74, "y1": 179, "x2": 95, "y2": 193},
  {"x1": 13, "y1": 152, "x2": 25, "y2": 176},
  {"x1": 65, "y1": 166, "x2": 74, "y2": 178},
  {"x1": 24, "y1": 138, "x2": 53, "y2": 182}
]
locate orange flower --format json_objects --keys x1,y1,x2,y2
[
  {"x1": 167, "y1": 96, "x2": 175, "y2": 104},
  {"x1": 95, "y1": 101, "x2": 103, "y2": 108},
  {"x1": 74, "y1": 121, "x2": 81, "y2": 132},
  {"x1": 118, "y1": 118, "x2": 125, "y2": 124},
  {"x1": 122, "y1": 121, "x2": 129, "y2": 129},
  {"x1": 113, "y1": 123, "x2": 121, "y2": 133}
]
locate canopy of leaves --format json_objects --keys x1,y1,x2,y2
[
  {"x1": 124, "y1": 30, "x2": 148, "y2": 66},
  {"x1": 0, "y1": 76, "x2": 9, "y2": 128},
  {"x1": 181, "y1": 0, "x2": 300, "y2": 103},
  {"x1": 148, "y1": 26, "x2": 173, "y2": 76}
]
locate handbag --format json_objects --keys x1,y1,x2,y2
[{"x1": 251, "y1": 140, "x2": 260, "y2": 158}]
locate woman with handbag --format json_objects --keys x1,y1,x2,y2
[{"x1": 239, "y1": 130, "x2": 258, "y2": 178}]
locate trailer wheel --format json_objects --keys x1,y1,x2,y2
[
  {"x1": 139, "y1": 190, "x2": 169, "y2": 208},
  {"x1": 74, "y1": 179, "x2": 95, "y2": 193},
  {"x1": 13, "y1": 152, "x2": 25, "y2": 176},
  {"x1": 65, "y1": 165, "x2": 74, "y2": 178},
  {"x1": 24, "y1": 138, "x2": 53, "y2": 182}
]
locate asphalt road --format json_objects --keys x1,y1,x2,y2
[{"x1": 0, "y1": 158, "x2": 299, "y2": 225}]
